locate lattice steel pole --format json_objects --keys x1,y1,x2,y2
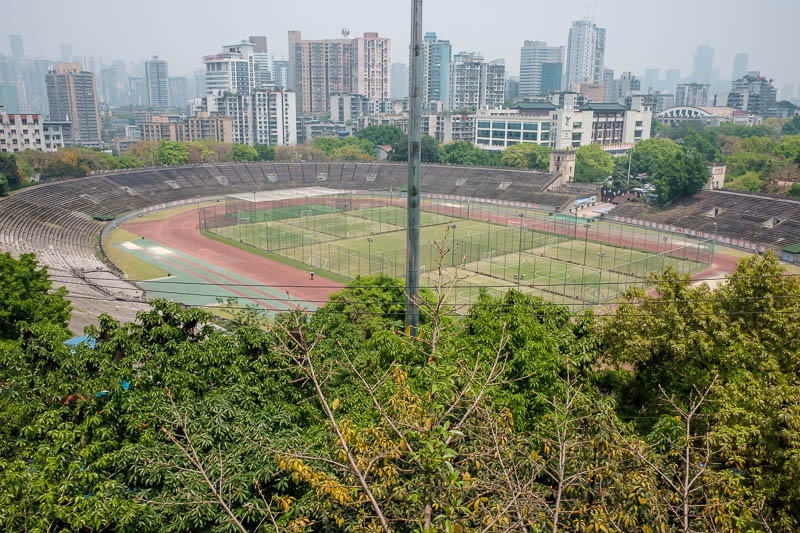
[{"x1": 405, "y1": 0, "x2": 423, "y2": 336}]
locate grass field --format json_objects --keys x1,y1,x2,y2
[
  {"x1": 207, "y1": 200, "x2": 711, "y2": 308},
  {"x1": 106, "y1": 228, "x2": 168, "y2": 280}
]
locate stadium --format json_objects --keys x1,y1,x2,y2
[{"x1": 1, "y1": 159, "x2": 795, "y2": 329}]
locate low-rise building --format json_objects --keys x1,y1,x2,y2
[
  {"x1": 142, "y1": 111, "x2": 234, "y2": 143},
  {"x1": 423, "y1": 113, "x2": 475, "y2": 144},
  {"x1": 656, "y1": 106, "x2": 761, "y2": 127},
  {"x1": 0, "y1": 109, "x2": 64, "y2": 153}
]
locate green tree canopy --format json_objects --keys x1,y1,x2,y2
[
  {"x1": 355, "y1": 125, "x2": 407, "y2": 147},
  {"x1": 788, "y1": 182, "x2": 800, "y2": 197},
  {"x1": 232, "y1": 143, "x2": 258, "y2": 162},
  {"x1": 438, "y1": 141, "x2": 490, "y2": 166},
  {"x1": 574, "y1": 144, "x2": 614, "y2": 182},
  {"x1": 499, "y1": 143, "x2": 551, "y2": 170},
  {"x1": 388, "y1": 134, "x2": 439, "y2": 163},
  {"x1": 0, "y1": 152, "x2": 22, "y2": 188},
  {"x1": 254, "y1": 144, "x2": 276, "y2": 161},
  {"x1": 155, "y1": 141, "x2": 189, "y2": 166}
]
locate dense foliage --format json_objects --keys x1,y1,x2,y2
[{"x1": 1, "y1": 250, "x2": 799, "y2": 532}]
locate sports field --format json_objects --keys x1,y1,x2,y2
[{"x1": 200, "y1": 192, "x2": 713, "y2": 309}]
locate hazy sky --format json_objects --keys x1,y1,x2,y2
[{"x1": 4, "y1": 0, "x2": 800, "y2": 88}]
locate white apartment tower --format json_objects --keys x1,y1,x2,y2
[
  {"x1": 145, "y1": 57, "x2": 169, "y2": 108},
  {"x1": 519, "y1": 41, "x2": 564, "y2": 97},
  {"x1": 447, "y1": 52, "x2": 505, "y2": 111},
  {"x1": 203, "y1": 42, "x2": 262, "y2": 95},
  {"x1": 564, "y1": 19, "x2": 606, "y2": 88},
  {"x1": 211, "y1": 89, "x2": 297, "y2": 146}
]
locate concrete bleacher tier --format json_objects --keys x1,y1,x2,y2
[
  {"x1": 612, "y1": 189, "x2": 800, "y2": 250},
  {"x1": 0, "y1": 162, "x2": 578, "y2": 292}
]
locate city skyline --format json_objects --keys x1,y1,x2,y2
[{"x1": 2, "y1": 0, "x2": 799, "y2": 88}]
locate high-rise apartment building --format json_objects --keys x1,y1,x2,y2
[
  {"x1": 421, "y1": 33, "x2": 451, "y2": 110},
  {"x1": 209, "y1": 89, "x2": 297, "y2": 146},
  {"x1": 272, "y1": 59, "x2": 289, "y2": 89},
  {"x1": 249, "y1": 36, "x2": 272, "y2": 88},
  {"x1": 9, "y1": 35, "x2": 24, "y2": 59},
  {"x1": 608, "y1": 72, "x2": 642, "y2": 102},
  {"x1": 142, "y1": 112, "x2": 233, "y2": 143},
  {"x1": 288, "y1": 31, "x2": 390, "y2": 115},
  {"x1": 203, "y1": 42, "x2": 258, "y2": 95},
  {"x1": 447, "y1": 52, "x2": 505, "y2": 111},
  {"x1": 45, "y1": 63, "x2": 101, "y2": 144},
  {"x1": 145, "y1": 56, "x2": 169, "y2": 108},
  {"x1": 519, "y1": 41, "x2": 563, "y2": 97},
  {"x1": 391, "y1": 62, "x2": 408, "y2": 99},
  {"x1": 729, "y1": 72, "x2": 777, "y2": 115},
  {"x1": 564, "y1": 19, "x2": 605, "y2": 87},
  {"x1": 643, "y1": 68, "x2": 660, "y2": 92},
  {"x1": 732, "y1": 53, "x2": 749, "y2": 80},
  {"x1": 692, "y1": 44, "x2": 714, "y2": 85},
  {"x1": 675, "y1": 83, "x2": 709, "y2": 107},
  {"x1": 169, "y1": 77, "x2": 190, "y2": 108}
]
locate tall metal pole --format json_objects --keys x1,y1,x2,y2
[
  {"x1": 405, "y1": 0, "x2": 423, "y2": 336},
  {"x1": 517, "y1": 213, "x2": 524, "y2": 288}
]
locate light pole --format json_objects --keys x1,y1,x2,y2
[
  {"x1": 450, "y1": 223, "x2": 457, "y2": 266},
  {"x1": 597, "y1": 251, "x2": 605, "y2": 302},
  {"x1": 367, "y1": 237, "x2": 374, "y2": 274},
  {"x1": 517, "y1": 213, "x2": 524, "y2": 288},
  {"x1": 626, "y1": 144, "x2": 635, "y2": 188}
]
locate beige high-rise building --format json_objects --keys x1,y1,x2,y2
[
  {"x1": 45, "y1": 62, "x2": 101, "y2": 144},
  {"x1": 141, "y1": 112, "x2": 233, "y2": 143},
  {"x1": 288, "y1": 31, "x2": 390, "y2": 115}
]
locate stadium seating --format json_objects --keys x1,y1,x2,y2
[{"x1": 612, "y1": 190, "x2": 800, "y2": 249}]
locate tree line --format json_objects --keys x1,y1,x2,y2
[{"x1": 1, "y1": 247, "x2": 799, "y2": 532}]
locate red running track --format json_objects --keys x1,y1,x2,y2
[{"x1": 124, "y1": 210, "x2": 344, "y2": 305}]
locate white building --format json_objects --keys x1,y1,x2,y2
[
  {"x1": 519, "y1": 41, "x2": 564, "y2": 97},
  {"x1": 474, "y1": 107, "x2": 554, "y2": 151},
  {"x1": 675, "y1": 83, "x2": 709, "y2": 107},
  {"x1": 423, "y1": 113, "x2": 475, "y2": 144},
  {"x1": 207, "y1": 89, "x2": 296, "y2": 146},
  {"x1": 564, "y1": 19, "x2": 606, "y2": 87},
  {"x1": 656, "y1": 106, "x2": 761, "y2": 127},
  {"x1": 447, "y1": 52, "x2": 505, "y2": 111},
  {"x1": 203, "y1": 42, "x2": 260, "y2": 95},
  {"x1": 0, "y1": 109, "x2": 64, "y2": 153},
  {"x1": 145, "y1": 56, "x2": 169, "y2": 108}
]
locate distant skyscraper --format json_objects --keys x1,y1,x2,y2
[
  {"x1": 169, "y1": 77, "x2": 190, "y2": 108},
  {"x1": 730, "y1": 72, "x2": 777, "y2": 115},
  {"x1": 145, "y1": 56, "x2": 169, "y2": 108},
  {"x1": 46, "y1": 63, "x2": 101, "y2": 143},
  {"x1": 193, "y1": 69, "x2": 206, "y2": 97},
  {"x1": 602, "y1": 68, "x2": 615, "y2": 102},
  {"x1": 541, "y1": 63, "x2": 563, "y2": 96},
  {"x1": 9, "y1": 35, "x2": 24, "y2": 59},
  {"x1": 519, "y1": 40, "x2": 563, "y2": 97},
  {"x1": 249, "y1": 36, "x2": 272, "y2": 88},
  {"x1": 421, "y1": 33, "x2": 451, "y2": 110},
  {"x1": 665, "y1": 69, "x2": 681, "y2": 91},
  {"x1": 565, "y1": 19, "x2": 605, "y2": 87},
  {"x1": 780, "y1": 83, "x2": 795, "y2": 102},
  {"x1": 0, "y1": 81, "x2": 24, "y2": 113},
  {"x1": 272, "y1": 60, "x2": 288, "y2": 90},
  {"x1": 391, "y1": 62, "x2": 408, "y2": 99},
  {"x1": 505, "y1": 76, "x2": 519, "y2": 100},
  {"x1": 692, "y1": 44, "x2": 714, "y2": 85},
  {"x1": 249, "y1": 36, "x2": 268, "y2": 53},
  {"x1": 100, "y1": 67, "x2": 120, "y2": 105},
  {"x1": 447, "y1": 52, "x2": 504, "y2": 111},
  {"x1": 643, "y1": 68, "x2": 660, "y2": 92},
  {"x1": 732, "y1": 53, "x2": 749, "y2": 80},
  {"x1": 60, "y1": 44, "x2": 73, "y2": 62}
]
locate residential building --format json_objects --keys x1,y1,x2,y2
[
  {"x1": 571, "y1": 82, "x2": 604, "y2": 102},
  {"x1": 692, "y1": 44, "x2": 714, "y2": 85},
  {"x1": 447, "y1": 52, "x2": 505, "y2": 111},
  {"x1": 505, "y1": 76, "x2": 519, "y2": 100},
  {"x1": 169, "y1": 76, "x2": 190, "y2": 108},
  {"x1": 643, "y1": 68, "x2": 660, "y2": 92},
  {"x1": 45, "y1": 63, "x2": 101, "y2": 144},
  {"x1": 145, "y1": 56, "x2": 169, "y2": 108},
  {"x1": 100, "y1": 67, "x2": 122, "y2": 105},
  {"x1": 272, "y1": 59, "x2": 288, "y2": 90},
  {"x1": 664, "y1": 69, "x2": 681, "y2": 92},
  {"x1": 0, "y1": 81, "x2": 25, "y2": 113},
  {"x1": 731, "y1": 52, "x2": 748, "y2": 80},
  {"x1": 421, "y1": 33, "x2": 451, "y2": 110},
  {"x1": 203, "y1": 42, "x2": 258, "y2": 95},
  {"x1": 423, "y1": 113, "x2": 475, "y2": 144},
  {"x1": 564, "y1": 19, "x2": 606, "y2": 87},
  {"x1": 602, "y1": 68, "x2": 615, "y2": 102},
  {"x1": 288, "y1": 30, "x2": 390, "y2": 115},
  {"x1": 329, "y1": 93, "x2": 367, "y2": 123},
  {"x1": 0, "y1": 108, "x2": 66, "y2": 153},
  {"x1": 127, "y1": 76, "x2": 147, "y2": 106},
  {"x1": 653, "y1": 91, "x2": 676, "y2": 113},
  {"x1": 209, "y1": 89, "x2": 297, "y2": 146},
  {"x1": 727, "y1": 72, "x2": 777, "y2": 115},
  {"x1": 42, "y1": 120, "x2": 67, "y2": 151},
  {"x1": 249, "y1": 36, "x2": 272, "y2": 88},
  {"x1": 391, "y1": 62, "x2": 408, "y2": 99},
  {"x1": 609, "y1": 72, "x2": 641, "y2": 102},
  {"x1": 142, "y1": 111, "x2": 233, "y2": 143},
  {"x1": 519, "y1": 41, "x2": 563, "y2": 97},
  {"x1": 675, "y1": 83, "x2": 709, "y2": 107}
]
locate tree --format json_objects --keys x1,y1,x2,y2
[
  {"x1": 0, "y1": 152, "x2": 22, "y2": 188},
  {"x1": 389, "y1": 134, "x2": 439, "y2": 163},
  {"x1": 726, "y1": 170, "x2": 764, "y2": 192},
  {"x1": 574, "y1": 144, "x2": 614, "y2": 182},
  {"x1": 232, "y1": 143, "x2": 258, "y2": 162},
  {"x1": 313, "y1": 136, "x2": 342, "y2": 155},
  {"x1": 438, "y1": 141, "x2": 489, "y2": 166},
  {"x1": 0, "y1": 173, "x2": 8, "y2": 197},
  {"x1": 787, "y1": 183, "x2": 800, "y2": 197},
  {"x1": 355, "y1": 125, "x2": 406, "y2": 147},
  {"x1": 0, "y1": 253, "x2": 71, "y2": 341},
  {"x1": 125, "y1": 141, "x2": 160, "y2": 166},
  {"x1": 330, "y1": 143, "x2": 375, "y2": 161},
  {"x1": 783, "y1": 115, "x2": 800, "y2": 135},
  {"x1": 682, "y1": 127, "x2": 720, "y2": 162},
  {"x1": 254, "y1": 144, "x2": 276, "y2": 161},
  {"x1": 156, "y1": 141, "x2": 189, "y2": 166},
  {"x1": 40, "y1": 159, "x2": 88, "y2": 180},
  {"x1": 651, "y1": 149, "x2": 709, "y2": 204},
  {"x1": 499, "y1": 143, "x2": 551, "y2": 170}
]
